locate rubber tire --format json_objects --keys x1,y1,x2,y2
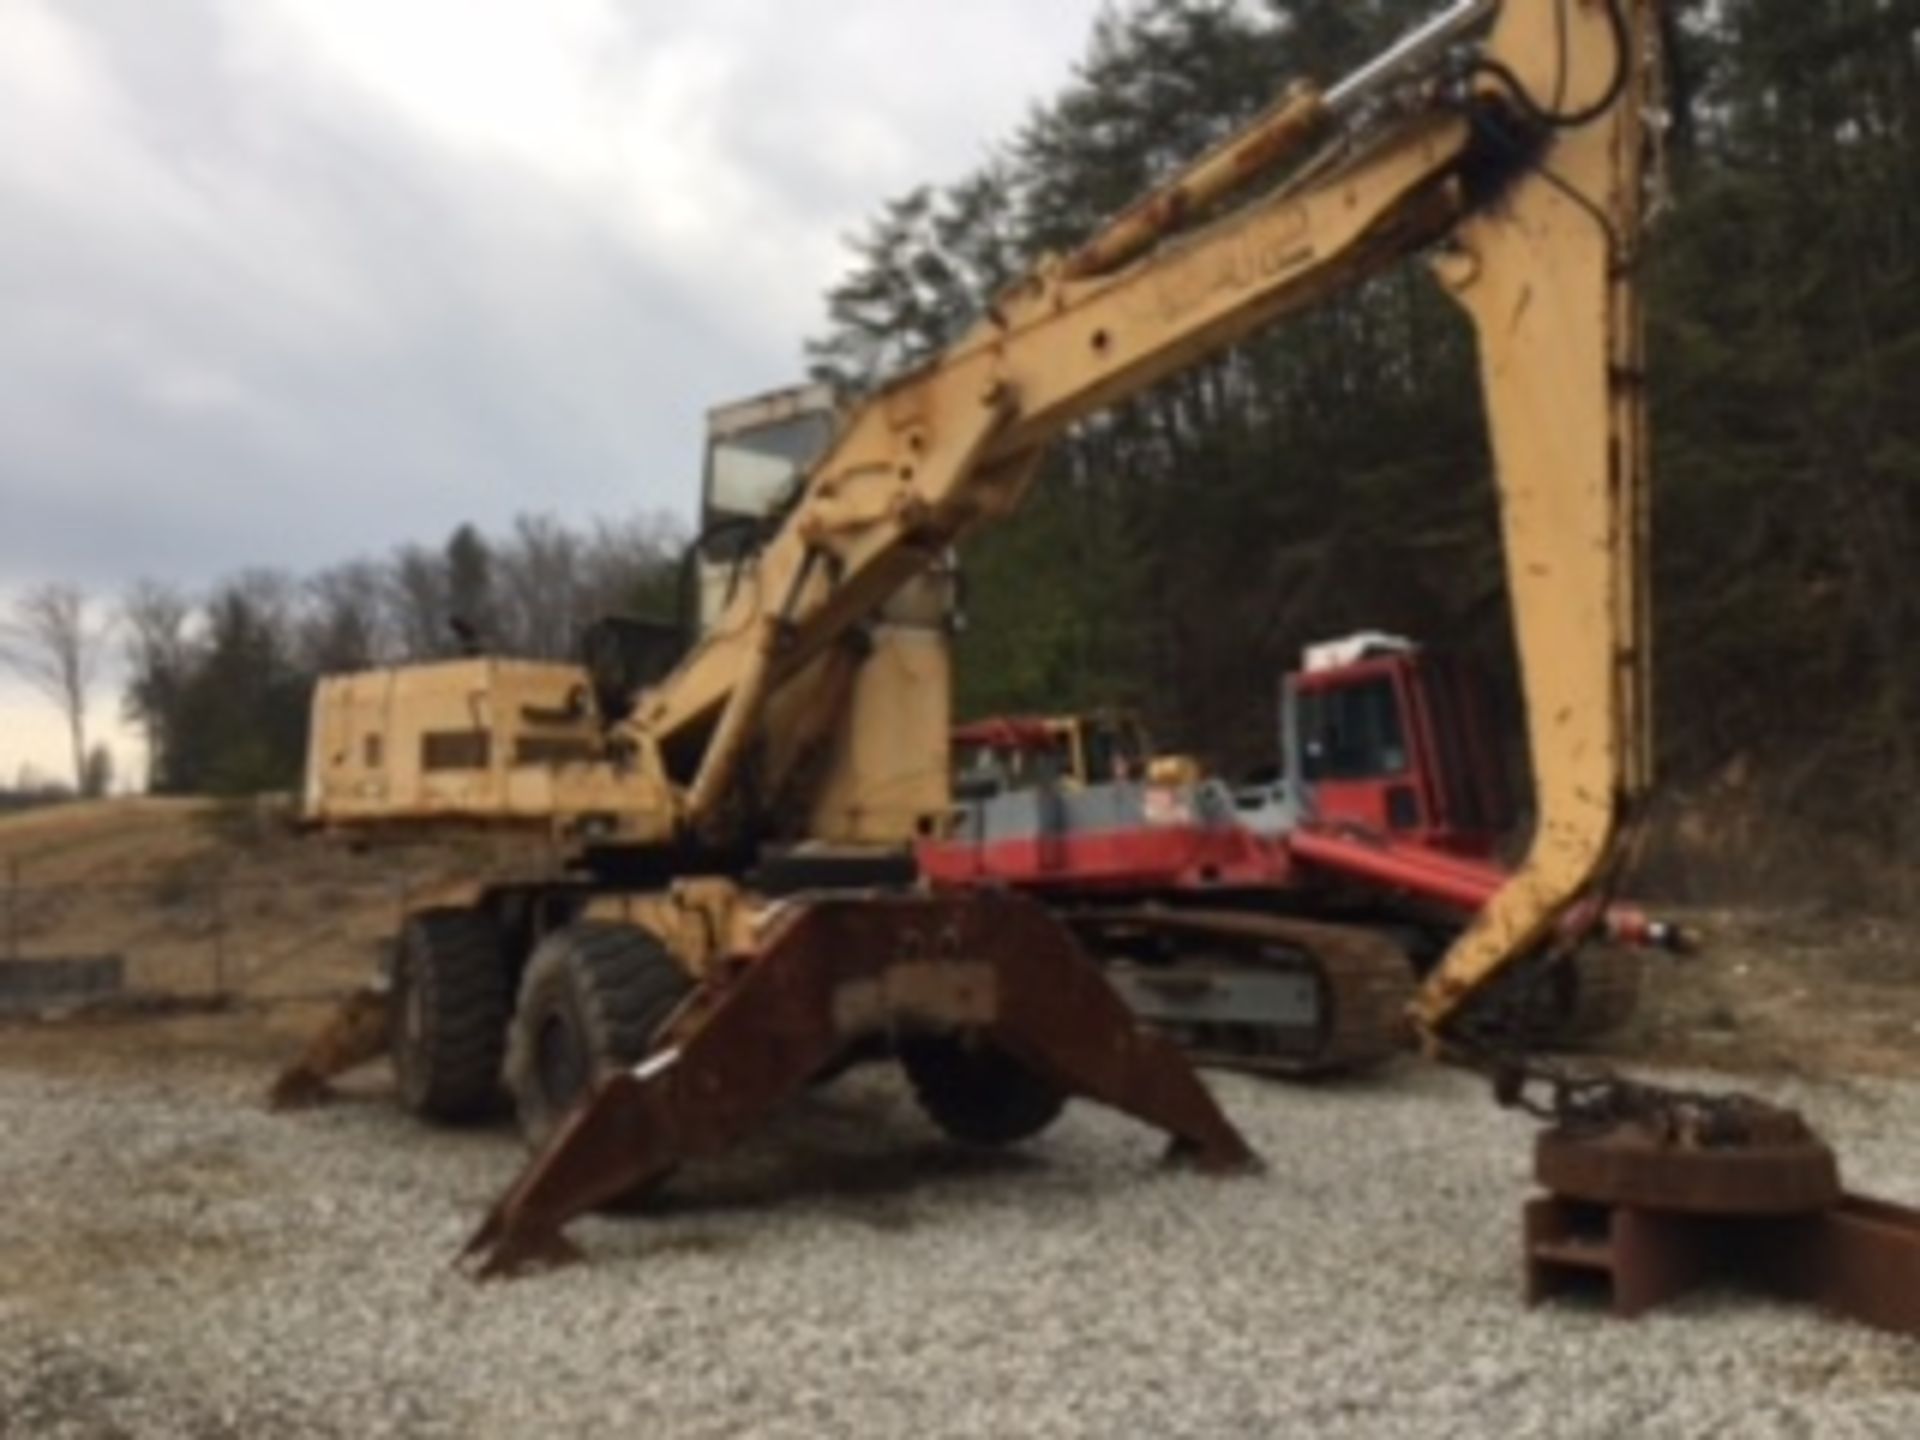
[
  {"x1": 900, "y1": 1034, "x2": 1067, "y2": 1147},
  {"x1": 505, "y1": 922, "x2": 694, "y2": 1151},
  {"x1": 390, "y1": 907, "x2": 511, "y2": 1124}
]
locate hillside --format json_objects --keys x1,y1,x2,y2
[
  {"x1": 2, "y1": 797, "x2": 1918, "y2": 1088},
  {"x1": 0, "y1": 798, "x2": 477, "y2": 1075}
]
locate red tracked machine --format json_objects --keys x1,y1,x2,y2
[{"x1": 919, "y1": 635, "x2": 1688, "y2": 1075}]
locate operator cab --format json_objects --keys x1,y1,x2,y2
[
  {"x1": 696, "y1": 383, "x2": 840, "y2": 633},
  {"x1": 577, "y1": 384, "x2": 840, "y2": 719},
  {"x1": 1279, "y1": 633, "x2": 1512, "y2": 857}
]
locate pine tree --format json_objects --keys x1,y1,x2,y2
[{"x1": 798, "y1": 0, "x2": 1920, "y2": 861}]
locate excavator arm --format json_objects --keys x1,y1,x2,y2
[
  {"x1": 633, "y1": 0, "x2": 1659, "y2": 1042},
  {"x1": 1419, "y1": 0, "x2": 1654, "y2": 1040}
]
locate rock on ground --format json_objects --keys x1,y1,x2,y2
[{"x1": 3, "y1": 1061, "x2": 1920, "y2": 1438}]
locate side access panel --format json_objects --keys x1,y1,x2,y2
[{"x1": 304, "y1": 658, "x2": 676, "y2": 837}]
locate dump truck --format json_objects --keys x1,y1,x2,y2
[{"x1": 272, "y1": 2, "x2": 1920, "y2": 1327}]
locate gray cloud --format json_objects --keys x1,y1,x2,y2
[{"x1": 0, "y1": 0, "x2": 1102, "y2": 592}]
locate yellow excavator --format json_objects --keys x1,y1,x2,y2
[{"x1": 274, "y1": 1, "x2": 1920, "y2": 1325}]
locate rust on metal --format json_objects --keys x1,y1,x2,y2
[
  {"x1": 829, "y1": 959, "x2": 998, "y2": 1035},
  {"x1": 1535, "y1": 1121, "x2": 1841, "y2": 1216},
  {"x1": 463, "y1": 892, "x2": 1257, "y2": 1278},
  {"x1": 1778, "y1": 1195, "x2": 1920, "y2": 1335},
  {"x1": 1524, "y1": 1096, "x2": 1920, "y2": 1336},
  {"x1": 267, "y1": 984, "x2": 389, "y2": 1110}
]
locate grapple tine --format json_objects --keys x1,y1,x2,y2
[
  {"x1": 267, "y1": 984, "x2": 389, "y2": 1110},
  {"x1": 969, "y1": 911, "x2": 1260, "y2": 1174},
  {"x1": 460, "y1": 893, "x2": 1255, "y2": 1276},
  {"x1": 462, "y1": 1065, "x2": 677, "y2": 1279}
]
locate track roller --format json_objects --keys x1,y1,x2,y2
[{"x1": 1077, "y1": 909, "x2": 1414, "y2": 1078}]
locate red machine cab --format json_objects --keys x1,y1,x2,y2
[{"x1": 1289, "y1": 634, "x2": 1512, "y2": 858}]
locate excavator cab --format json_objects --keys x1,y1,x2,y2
[
  {"x1": 694, "y1": 384, "x2": 839, "y2": 633},
  {"x1": 1284, "y1": 635, "x2": 1513, "y2": 858},
  {"x1": 575, "y1": 386, "x2": 843, "y2": 723}
]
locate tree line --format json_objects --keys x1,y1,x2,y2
[
  {"x1": 2, "y1": 513, "x2": 681, "y2": 799},
  {"x1": 807, "y1": 0, "x2": 1920, "y2": 870},
  {"x1": 9, "y1": 0, "x2": 1916, "y2": 887},
  {"x1": 124, "y1": 512, "x2": 683, "y2": 795}
]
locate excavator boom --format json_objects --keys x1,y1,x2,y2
[{"x1": 633, "y1": 0, "x2": 1657, "y2": 1040}]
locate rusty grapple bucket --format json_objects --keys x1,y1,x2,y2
[
  {"x1": 463, "y1": 892, "x2": 1257, "y2": 1277},
  {"x1": 1519, "y1": 1081, "x2": 1920, "y2": 1335}
]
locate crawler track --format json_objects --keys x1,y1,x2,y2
[{"x1": 1070, "y1": 908, "x2": 1415, "y2": 1078}]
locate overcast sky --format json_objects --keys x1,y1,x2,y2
[{"x1": 0, "y1": 0, "x2": 1107, "y2": 783}]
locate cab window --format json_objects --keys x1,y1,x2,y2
[
  {"x1": 1299, "y1": 678, "x2": 1408, "y2": 781},
  {"x1": 705, "y1": 412, "x2": 836, "y2": 531}
]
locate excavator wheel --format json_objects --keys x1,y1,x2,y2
[
  {"x1": 900, "y1": 1033, "x2": 1067, "y2": 1147},
  {"x1": 391, "y1": 907, "x2": 512, "y2": 1124},
  {"x1": 505, "y1": 922, "x2": 694, "y2": 1151}
]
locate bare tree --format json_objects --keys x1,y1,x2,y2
[
  {"x1": 0, "y1": 583, "x2": 112, "y2": 790},
  {"x1": 384, "y1": 544, "x2": 453, "y2": 661},
  {"x1": 495, "y1": 513, "x2": 581, "y2": 659},
  {"x1": 576, "y1": 513, "x2": 685, "y2": 623},
  {"x1": 121, "y1": 580, "x2": 197, "y2": 790},
  {"x1": 300, "y1": 562, "x2": 393, "y2": 673}
]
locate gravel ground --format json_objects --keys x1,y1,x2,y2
[{"x1": 4, "y1": 1059, "x2": 1920, "y2": 1439}]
